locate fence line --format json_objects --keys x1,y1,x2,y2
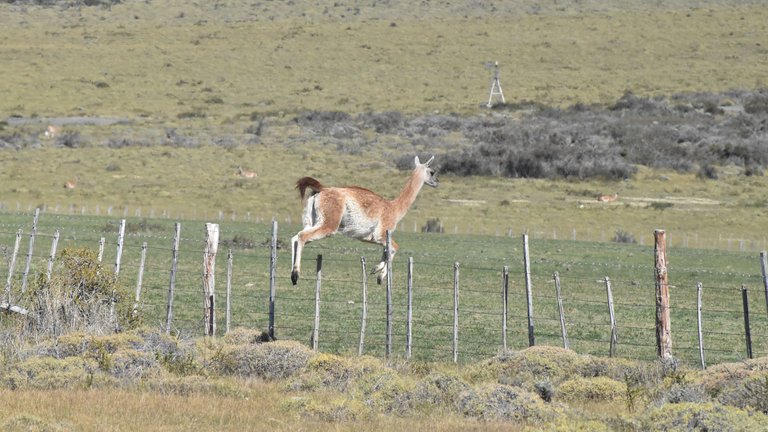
[{"x1": 1, "y1": 209, "x2": 768, "y2": 365}]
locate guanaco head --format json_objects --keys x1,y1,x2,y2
[{"x1": 414, "y1": 155, "x2": 438, "y2": 188}]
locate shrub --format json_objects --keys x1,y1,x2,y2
[
  {"x1": 56, "y1": 131, "x2": 83, "y2": 148},
  {"x1": 557, "y1": 376, "x2": 626, "y2": 401},
  {"x1": 457, "y1": 384, "x2": 556, "y2": 423},
  {"x1": 23, "y1": 247, "x2": 132, "y2": 337},
  {"x1": 358, "y1": 111, "x2": 404, "y2": 133},
  {"x1": 717, "y1": 373, "x2": 768, "y2": 414},
  {"x1": 613, "y1": 230, "x2": 637, "y2": 243},
  {"x1": 210, "y1": 340, "x2": 314, "y2": 380},
  {"x1": 421, "y1": 218, "x2": 444, "y2": 233},
  {"x1": 641, "y1": 402, "x2": 768, "y2": 431}
]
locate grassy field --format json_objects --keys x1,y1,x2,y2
[{"x1": 2, "y1": 1, "x2": 768, "y2": 247}]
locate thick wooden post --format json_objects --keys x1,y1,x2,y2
[
  {"x1": 654, "y1": 229, "x2": 672, "y2": 359},
  {"x1": 226, "y1": 249, "x2": 233, "y2": 334},
  {"x1": 385, "y1": 230, "x2": 393, "y2": 359},
  {"x1": 554, "y1": 271, "x2": 569, "y2": 350},
  {"x1": 165, "y1": 223, "x2": 181, "y2": 335},
  {"x1": 523, "y1": 234, "x2": 535, "y2": 347},
  {"x1": 21, "y1": 208, "x2": 40, "y2": 293},
  {"x1": 741, "y1": 285, "x2": 753, "y2": 360},
  {"x1": 502, "y1": 266, "x2": 509, "y2": 351},
  {"x1": 696, "y1": 282, "x2": 706, "y2": 370},
  {"x1": 132, "y1": 242, "x2": 147, "y2": 318},
  {"x1": 114, "y1": 219, "x2": 126, "y2": 276},
  {"x1": 605, "y1": 277, "x2": 618, "y2": 357},
  {"x1": 453, "y1": 262, "x2": 460, "y2": 363},
  {"x1": 358, "y1": 257, "x2": 368, "y2": 356},
  {"x1": 268, "y1": 220, "x2": 277, "y2": 340},
  {"x1": 46, "y1": 230, "x2": 60, "y2": 281},
  {"x1": 4, "y1": 229, "x2": 22, "y2": 305},
  {"x1": 406, "y1": 257, "x2": 413, "y2": 360},
  {"x1": 312, "y1": 255, "x2": 322, "y2": 351},
  {"x1": 203, "y1": 223, "x2": 219, "y2": 337}
]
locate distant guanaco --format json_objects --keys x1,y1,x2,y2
[
  {"x1": 597, "y1": 192, "x2": 619, "y2": 202},
  {"x1": 64, "y1": 176, "x2": 78, "y2": 189},
  {"x1": 44, "y1": 125, "x2": 60, "y2": 139},
  {"x1": 237, "y1": 166, "x2": 257, "y2": 178}
]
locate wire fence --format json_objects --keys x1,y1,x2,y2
[{"x1": 1, "y1": 209, "x2": 767, "y2": 367}]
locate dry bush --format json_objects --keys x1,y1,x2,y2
[
  {"x1": 457, "y1": 384, "x2": 558, "y2": 423},
  {"x1": 640, "y1": 402, "x2": 768, "y2": 431},
  {"x1": 556, "y1": 376, "x2": 627, "y2": 402},
  {"x1": 210, "y1": 339, "x2": 314, "y2": 380}
]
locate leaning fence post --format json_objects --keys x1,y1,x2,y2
[
  {"x1": 523, "y1": 234, "x2": 535, "y2": 347},
  {"x1": 554, "y1": 271, "x2": 569, "y2": 350},
  {"x1": 312, "y1": 255, "x2": 322, "y2": 351},
  {"x1": 654, "y1": 229, "x2": 672, "y2": 359},
  {"x1": 696, "y1": 282, "x2": 706, "y2": 370},
  {"x1": 114, "y1": 219, "x2": 126, "y2": 276},
  {"x1": 741, "y1": 285, "x2": 753, "y2": 360},
  {"x1": 268, "y1": 220, "x2": 277, "y2": 340},
  {"x1": 604, "y1": 277, "x2": 618, "y2": 357},
  {"x1": 760, "y1": 252, "x2": 768, "y2": 321},
  {"x1": 502, "y1": 266, "x2": 509, "y2": 351},
  {"x1": 165, "y1": 222, "x2": 181, "y2": 335},
  {"x1": 4, "y1": 229, "x2": 22, "y2": 306},
  {"x1": 46, "y1": 230, "x2": 60, "y2": 281},
  {"x1": 406, "y1": 257, "x2": 413, "y2": 360},
  {"x1": 453, "y1": 262, "x2": 460, "y2": 363},
  {"x1": 203, "y1": 223, "x2": 219, "y2": 337},
  {"x1": 385, "y1": 230, "x2": 393, "y2": 359},
  {"x1": 21, "y1": 208, "x2": 40, "y2": 293},
  {"x1": 132, "y1": 242, "x2": 147, "y2": 319},
  {"x1": 358, "y1": 257, "x2": 368, "y2": 356},
  {"x1": 226, "y1": 249, "x2": 233, "y2": 334}
]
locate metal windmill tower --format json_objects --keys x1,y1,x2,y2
[{"x1": 485, "y1": 61, "x2": 505, "y2": 108}]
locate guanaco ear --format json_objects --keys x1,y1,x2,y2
[
  {"x1": 424, "y1": 155, "x2": 435, "y2": 167},
  {"x1": 414, "y1": 155, "x2": 421, "y2": 166}
]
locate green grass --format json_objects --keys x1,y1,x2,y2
[{"x1": 2, "y1": 211, "x2": 765, "y2": 368}]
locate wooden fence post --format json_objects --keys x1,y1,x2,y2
[
  {"x1": 523, "y1": 234, "x2": 535, "y2": 347},
  {"x1": 604, "y1": 277, "x2": 618, "y2": 357},
  {"x1": 654, "y1": 229, "x2": 672, "y2": 359},
  {"x1": 312, "y1": 255, "x2": 322, "y2": 351},
  {"x1": 114, "y1": 219, "x2": 126, "y2": 276},
  {"x1": 696, "y1": 282, "x2": 706, "y2": 370},
  {"x1": 21, "y1": 207, "x2": 39, "y2": 293},
  {"x1": 741, "y1": 285, "x2": 753, "y2": 360},
  {"x1": 359, "y1": 257, "x2": 368, "y2": 356},
  {"x1": 98, "y1": 237, "x2": 105, "y2": 262},
  {"x1": 385, "y1": 230, "x2": 393, "y2": 359},
  {"x1": 203, "y1": 223, "x2": 219, "y2": 337},
  {"x1": 165, "y1": 222, "x2": 181, "y2": 335},
  {"x1": 453, "y1": 262, "x2": 460, "y2": 363},
  {"x1": 406, "y1": 257, "x2": 413, "y2": 360},
  {"x1": 268, "y1": 220, "x2": 277, "y2": 340},
  {"x1": 46, "y1": 230, "x2": 60, "y2": 281},
  {"x1": 760, "y1": 252, "x2": 768, "y2": 321},
  {"x1": 4, "y1": 229, "x2": 22, "y2": 306},
  {"x1": 226, "y1": 249, "x2": 232, "y2": 334},
  {"x1": 132, "y1": 242, "x2": 147, "y2": 319},
  {"x1": 502, "y1": 266, "x2": 509, "y2": 351},
  {"x1": 554, "y1": 271, "x2": 569, "y2": 350}
]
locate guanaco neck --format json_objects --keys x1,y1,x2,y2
[{"x1": 391, "y1": 168, "x2": 424, "y2": 220}]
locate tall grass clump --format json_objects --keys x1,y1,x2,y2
[{"x1": 21, "y1": 247, "x2": 134, "y2": 339}]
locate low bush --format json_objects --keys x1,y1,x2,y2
[
  {"x1": 641, "y1": 402, "x2": 768, "y2": 431},
  {"x1": 457, "y1": 384, "x2": 557, "y2": 423},
  {"x1": 557, "y1": 376, "x2": 627, "y2": 401},
  {"x1": 210, "y1": 340, "x2": 314, "y2": 380}
]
